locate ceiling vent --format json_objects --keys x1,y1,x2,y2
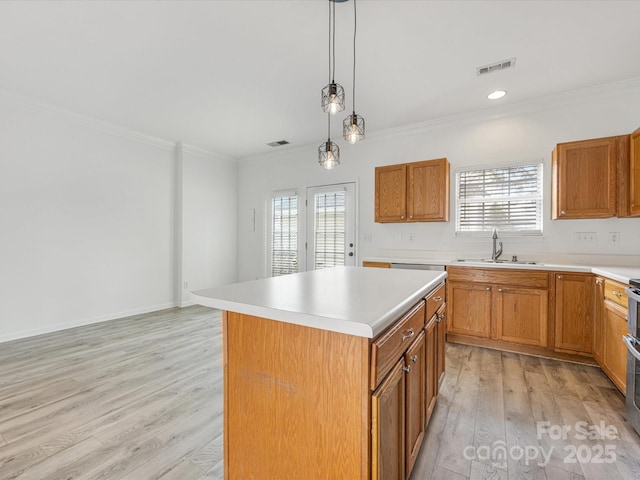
[
  {"x1": 267, "y1": 140, "x2": 290, "y2": 147},
  {"x1": 476, "y1": 57, "x2": 516, "y2": 76}
]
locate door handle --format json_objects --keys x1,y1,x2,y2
[{"x1": 623, "y1": 335, "x2": 640, "y2": 362}]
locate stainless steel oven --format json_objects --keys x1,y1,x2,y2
[{"x1": 625, "y1": 280, "x2": 640, "y2": 436}]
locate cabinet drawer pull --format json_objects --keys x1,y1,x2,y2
[
  {"x1": 433, "y1": 296, "x2": 443, "y2": 302},
  {"x1": 411, "y1": 355, "x2": 418, "y2": 363},
  {"x1": 401, "y1": 328, "x2": 415, "y2": 342},
  {"x1": 612, "y1": 291, "x2": 622, "y2": 297},
  {"x1": 403, "y1": 364, "x2": 412, "y2": 373}
]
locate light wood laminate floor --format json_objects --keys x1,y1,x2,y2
[{"x1": 1, "y1": 306, "x2": 640, "y2": 479}]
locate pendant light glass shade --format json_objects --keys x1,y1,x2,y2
[
  {"x1": 343, "y1": 112, "x2": 365, "y2": 144},
  {"x1": 318, "y1": 139, "x2": 340, "y2": 170},
  {"x1": 321, "y1": 82, "x2": 345, "y2": 115}
]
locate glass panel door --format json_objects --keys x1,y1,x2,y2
[{"x1": 306, "y1": 183, "x2": 357, "y2": 271}]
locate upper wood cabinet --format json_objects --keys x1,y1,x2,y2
[
  {"x1": 552, "y1": 136, "x2": 626, "y2": 219},
  {"x1": 628, "y1": 127, "x2": 640, "y2": 217},
  {"x1": 551, "y1": 133, "x2": 640, "y2": 219},
  {"x1": 375, "y1": 158, "x2": 450, "y2": 223}
]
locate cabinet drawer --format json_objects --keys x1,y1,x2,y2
[
  {"x1": 604, "y1": 279, "x2": 628, "y2": 308},
  {"x1": 371, "y1": 301, "x2": 425, "y2": 389},
  {"x1": 446, "y1": 267, "x2": 548, "y2": 289},
  {"x1": 425, "y1": 282, "x2": 445, "y2": 320}
]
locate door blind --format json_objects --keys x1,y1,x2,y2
[
  {"x1": 314, "y1": 191, "x2": 346, "y2": 269},
  {"x1": 271, "y1": 194, "x2": 298, "y2": 276},
  {"x1": 456, "y1": 163, "x2": 543, "y2": 235}
]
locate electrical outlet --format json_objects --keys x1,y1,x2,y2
[
  {"x1": 394, "y1": 233, "x2": 403, "y2": 244},
  {"x1": 608, "y1": 232, "x2": 620, "y2": 245},
  {"x1": 363, "y1": 233, "x2": 372, "y2": 243},
  {"x1": 574, "y1": 232, "x2": 597, "y2": 245},
  {"x1": 408, "y1": 233, "x2": 416, "y2": 243}
]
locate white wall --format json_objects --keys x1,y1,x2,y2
[
  {"x1": 0, "y1": 92, "x2": 237, "y2": 342},
  {"x1": 237, "y1": 79, "x2": 640, "y2": 282},
  {"x1": 180, "y1": 145, "x2": 238, "y2": 306}
]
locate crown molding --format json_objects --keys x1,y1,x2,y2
[{"x1": 180, "y1": 142, "x2": 237, "y2": 163}]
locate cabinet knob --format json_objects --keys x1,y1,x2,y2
[
  {"x1": 411, "y1": 355, "x2": 418, "y2": 363},
  {"x1": 595, "y1": 280, "x2": 602, "y2": 285},
  {"x1": 437, "y1": 313, "x2": 445, "y2": 323},
  {"x1": 401, "y1": 215, "x2": 405, "y2": 219},
  {"x1": 409, "y1": 215, "x2": 413, "y2": 219},
  {"x1": 433, "y1": 296, "x2": 443, "y2": 302},
  {"x1": 498, "y1": 288, "x2": 503, "y2": 292},
  {"x1": 403, "y1": 365, "x2": 412, "y2": 373},
  {"x1": 561, "y1": 210, "x2": 567, "y2": 215},
  {"x1": 486, "y1": 287, "x2": 491, "y2": 291},
  {"x1": 558, "y1": 275, "x2": 563, "y2": 279},
  {"x1": 401, "y1": 328, "x2": 415, "y2": 342},
  {"x1": 612, "y1": 291, "x2": 622, "y2": 297}
]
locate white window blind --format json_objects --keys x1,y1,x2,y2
[
  {"x1": 270, "y1": 193, "x2": 298, "y2": 276},
  {"x1": 313, "y1": 190, "x2": 346, "y2": 269},
  {"x1": 456, "y1": 163, "x2": 543, "y2": 235}
]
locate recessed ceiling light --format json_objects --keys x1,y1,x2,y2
[{"x1": 488, "y1": 90, "x2": 507, "y2": 100}]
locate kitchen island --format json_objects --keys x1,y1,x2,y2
[{"x1": 191, "y1": 266, "x2": 447, "y2": 480}]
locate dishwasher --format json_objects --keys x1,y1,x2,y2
[{"x1": 390, "y1": 263, "x2": 445, "y2": 271}]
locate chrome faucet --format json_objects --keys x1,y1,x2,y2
[{"x1": 491, "y1": 228, "x2": 503, "y2": 261}]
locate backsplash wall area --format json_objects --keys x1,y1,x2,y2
[{"x1": 237, "y1": 79, "x2": 640, "y2": 281}]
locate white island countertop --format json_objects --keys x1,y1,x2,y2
[{"x1": 190, "y1": 266, "x2": 446, "y2": 338}]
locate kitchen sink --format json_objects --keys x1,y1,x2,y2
[{"x1": 454, "y1": 258, "x2": 540, "y2": 265}]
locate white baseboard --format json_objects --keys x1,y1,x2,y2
[{"x1": 0, "y1": 302, "x2": 177, "y2": 344}]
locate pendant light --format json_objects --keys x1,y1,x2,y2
[
  {"x1": 318, "y1": 0, "x2": 342, "y2": 169},
  {"x1": 321, "y1": 0, "x2": 345, "y2": 115},
  {"x1": 343, "y1": 0, "x2": 365, "y2": 144}
]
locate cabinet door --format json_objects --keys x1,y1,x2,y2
[
  {"x1": 602, "y1": 300, "x2": 628, "y2": 393},
  {"x1": 554, "y1": 274, "x2": 594, "y2": 354},
  {"x1": 375, "y1": 164, "x2": 407, "y2": 222},
  {"x1": 436, "y1": 306, "x2": 446, "y2": 385},
  {"x1": 404, "y1": 331, "x2": 426, "y2": 475},
  {"x1": 593, "y1": 277, "x2": 605, "y2": 363},
  {"x1": 447, "y1": 282, "x2": 492, "y2": 338},
  {"x1": 631, "y1": 127, "x2": 640, "y2": 216},
  {"x1": 407, "y1": 158, "x2": 450, "y2": 222},
  {"x1": 496, "y1": 287, "x2": 548, "y2": 347},
  {"x1": 372, "y1": 359, "x2": 405, "y2": 480},
  {"x1": 425, "y1": 316, "x2": 438, "y2": 425},
  {"x1": 552, "y1": 137, "x2": 618, "y2": 219}
]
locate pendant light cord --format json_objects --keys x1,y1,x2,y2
[
  {"x1": 332, "y1": 0, "x2": 336, "y2": 83},
  {"x1": 352, "y1": 0, "x2": 357, "y2": 113}
]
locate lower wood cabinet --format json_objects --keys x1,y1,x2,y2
[
  {"x1": 372, "y1": 359, "x2": 406, "y2": 480},
  {"x1": 425, "y1": 315, "x2": 438, "y2": 424},
  {"x1": 496, "y1": 286, "x2": 548, "y2": 347},
  {"x1": 593, "y1": 277, "x2": 606, "y2": 363},
  {"x1": 602, "y1": 300, "x2": 628, "y2": 392},
  {"x1": 404, "y1": 331, "x2": 426, "y2": 475},
  {"x1": 447, "y1": 282, "x2": 492, "y2": 338},
  {"x1": 554, "y1": 273, "x2": 594, "y2": 354},
  {"x1": 436, "y1": 305, "x2": 446, "y2": 385}
]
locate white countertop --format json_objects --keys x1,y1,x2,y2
[
  {"x1": 364, "y1": 257, "x2": 640, "y2": 284},
  {"x1": 190, "y1": 266, "x2": 446, "y2": 338}
]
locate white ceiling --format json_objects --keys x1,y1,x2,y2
[{"x1": 1, "y1": 0, "x2": 639, "y2": 160}]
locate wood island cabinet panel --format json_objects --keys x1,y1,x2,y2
[
  {"x1": 496, "y1": 287, "x2": 548, "y2": 347},
  {"x1": 602, "y1": 300, "x2": 628, "y2": 393},
  {"x1": 436, "y1": 305, "x2": 446, "y2": 385},
  {"x1": 593, "y1": 277, "x2": 605, "y2": 364},
  {"x1": 372, "y1": 359, "x2": 405, "y2": 480},
  {"x1": 554, "y1": 273, "x2": 594, "y2": 354},
  {"x1": 224, "y1": 312, "x2": 370, "y2": 480},
  {"x1": 407, "y1": 159, "x2": 450, "y2": 221},
  {"x1": 375, "y1": 164, "x2": 407, "y2": 222},
  {"x1": 447, "y1": 282, "x2": 492, "y2": 338},
  {"x1": 630, "y1": 127, "x2": 640, "y2": 216},
  {"x1": 404, "y1": 331, "x2": 426, "y2": 475},
  {"x1": 425, "y1": 316, "x2": 438, "y2": 423}
]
